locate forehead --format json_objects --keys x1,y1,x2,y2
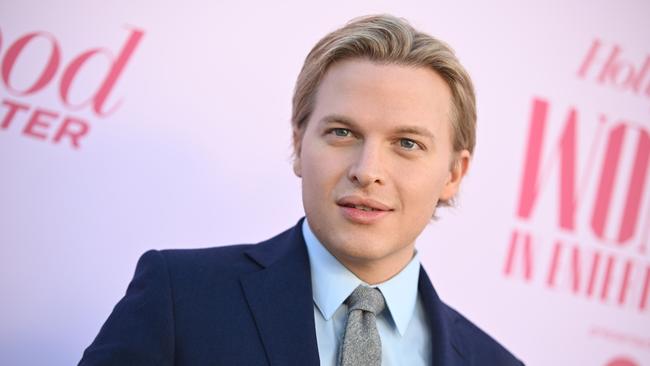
[{"x1": 310, "y1": 59, "x2": 453, "y2": 134}]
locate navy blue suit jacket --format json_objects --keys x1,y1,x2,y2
[{"x1": 79, "y1": 219, "x2": 524, "y2": 365}]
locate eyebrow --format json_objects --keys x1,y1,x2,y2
[{"x1": 319, "y1": 114, "x2": 436, "y2": 141}]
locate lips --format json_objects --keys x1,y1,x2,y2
[
  {"x1": 336, "y1": 196, "x2": 393, "y2": 211},
  {"x1": 336, "y1": 196, "x2": 393, "y2": 224}
]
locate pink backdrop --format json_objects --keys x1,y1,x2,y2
[{"x1": 1, "y1": 1, "x2": 649, "y2": 365}]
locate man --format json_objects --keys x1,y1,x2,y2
[{"x1": 79, "y1": 14, "x2": 524, "y2": 366}]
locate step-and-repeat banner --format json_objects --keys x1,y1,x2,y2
[{"x1": 1, "y1": 1, "x2": 648, "y2": 365}]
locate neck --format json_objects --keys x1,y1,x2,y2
[{"x1": 334, "y1": 247, "x2": 416, "y2": 285}]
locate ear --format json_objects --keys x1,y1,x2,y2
[
  {"x1": 292, "y1": 127, "x2": 303, "y2": 177},
  {"x1": 440, "y1": 149, "x2": 471, "y2": 201},
  {"x1": 293, "y1": 155, "x2": 302, "y2": 177}
]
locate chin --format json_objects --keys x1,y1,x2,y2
[{"x1": 331, "y1": 240, "x2": 395, "y2": 263}]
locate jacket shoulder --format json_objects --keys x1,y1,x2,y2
[
  {"x1": 78, "y1": 243, "x2": 265, "y2": 366},
  {"x1": 443, "y1": 304, "x2": 525, "y2": 365},
  {"x1": 155, "y1": 223, "x2": 300, "y2": 275},
  {"x1": 149, "y1": 243, "x2": 263, "y2": 284},
  {"x1": 159, "y1": 243, "x2": 256, "y2": 266}
]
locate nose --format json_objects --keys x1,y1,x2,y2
[{"x1": 347, "y1": 141, "x2": 385, "y2": 187}]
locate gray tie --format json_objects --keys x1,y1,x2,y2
[{"x1": 339, "y1": 285, "x2": 386, "y2": 366}]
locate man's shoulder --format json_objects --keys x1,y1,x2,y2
[
  {"x1": 145, "y1": 222, "x2": 302, "y2": 278},
  {"x1": 150, "y1": 243, "x2": 260, "y2": 279},
  {"x1": 440, "y1": 302, "x2": 524, "y2": 365},
  {"x1": 160, "y1": 243, "x2": 256, "y2": 265},
  {"x1": 126, "y1": 243, "x2": 266, "y2": 303}
]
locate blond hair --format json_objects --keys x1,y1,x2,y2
[{"x1": 291, "y1": 14, "x2": 476, "y2": 207}]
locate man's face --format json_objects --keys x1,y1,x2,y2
[{"x1": 293, "y1": 59, "x2": 470, "y2": 279}]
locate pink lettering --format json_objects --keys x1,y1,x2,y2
[
  {"x1": 59, "y1": 28, "x2": 144, "y2": 116},
  {"x1": 517, "y1": 98, "x2": 578, "y2": 230},
  {"x1": 591, "y1": 125, "x2": 650, "y2": 244},
  {"x1": 53, "y1": 116, "x2": 89, "y2": 149},
  {"x1": 22, "y1": 108, "x2": 58, "y2": 140},
  {"x1": 1, "y1": 32, "x2": 60, "y2": 95},
  {"x1": 1, "y1": 99, "x2": 29, "y2": 129},
  {"x1": 578, "y1": 39, "x2": 650, "y2": 100},
  {"x1": 503, "y1": 229, "x2": 534, "y2": 280}
]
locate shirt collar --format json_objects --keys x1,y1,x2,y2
[{"x1": 302, "y1": 218, "x2": 420, "y2": 336}]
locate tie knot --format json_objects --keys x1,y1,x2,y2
[{"x1": 346, "y1": 285, "x2": 385, "y2": 315}]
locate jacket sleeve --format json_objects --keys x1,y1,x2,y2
[{"x1": 78, "y1": 250, "x2": 175, "y2": 366}]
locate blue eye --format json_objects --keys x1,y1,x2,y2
[
  {"x1": 399, "y1": 138, "x2": 418, "y2": 150},
  {"x1": 332, "y1": 128, "x2": 351, "y2": 137}
]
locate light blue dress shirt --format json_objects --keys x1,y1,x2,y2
[{"x1": 302, "y1": 219, "x2": 432, "y2": 366}]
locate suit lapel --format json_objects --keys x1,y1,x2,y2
[
  {"x1": 419, "y1": 266, "x2": 469, "y2": 366},
  {"x1": 239, "y1": 220, "x2": 469, "y2": 366},
  {"x1": 240, "y1": 219, "x2": 320, "y2": 366}
]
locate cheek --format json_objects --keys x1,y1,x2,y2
[
  {"x1": 301, "y1": 151, "x2": 335, "y2": 195},
  {"x1": 302, "y1": 141, "x2": 350, "y2": 182},
  {"x1": 398, "y1": 167, "x2": 448, "y2": 204}
]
